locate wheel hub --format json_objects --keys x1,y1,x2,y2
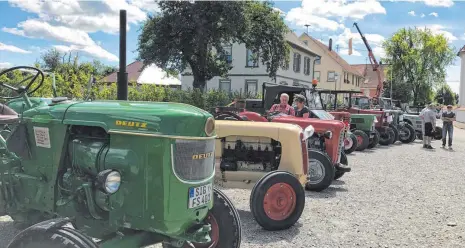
[
  {"x1": 356, "y1": 135, "x2": 364, "y2": 145},
  {"x1": 263, "y1": 183, "x2": 296, "y2": 221},
  {"x1": 307, "y1": 159, "x2": 325, "y2": 184},
  {"x1": 189, "y1": 213, "x2": 219, "y2": 248},
  {"x1": 344, "y1": 137, "x2": 353, "y2": 149}
]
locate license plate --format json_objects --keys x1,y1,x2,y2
[{"x1": 188, "y1": 184, "x2": 213, "y2": 209}]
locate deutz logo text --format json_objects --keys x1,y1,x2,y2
[
  {"x1": 192, "y1": 152, "x2": 213, "y2": 160},
  {"x1": 115, "y1": 120, "x2": 147, "y2": 128}
]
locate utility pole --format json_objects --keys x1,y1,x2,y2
[
  {"x1": 390, "y1": 67, "x2": 393, "y2": 99},
  {"x1": 304, "y1": 24, "x2": 311, "y2": 35}
]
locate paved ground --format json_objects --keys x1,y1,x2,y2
[{"x1": 0, "y1": 123, "x2": 464, "y2": 247}]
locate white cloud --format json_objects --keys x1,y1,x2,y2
[
  {"x1": 418, "y1": 24, "x2": 458, "y2": 42},
  {"x1": 404, "y1": 0, "x2": 454, "y2": 7},
  {"x1": 0, "y1": 62, "x2": 13, "y2": 69},
  {"x1": 0, "y1": 42, "x2": 31, "y2": 54},
  {"x1": 286, "y1": 0, "x2": 386, "y2": 32},
  {"x1": 420, "y1": 13, "x2": 425, "y2": 18},
  {"x1": 408, "y1": 11, "x2": 416, "y2": 16},
  {"x1": 340, "y1": 48, "x2": 362, "y2": 56},
  {"x1": 429, "y1": 12, "x2": 439, "y2": 17},
  {"x1": 445, "y1": 65, "x2": 460, "y2": 93},
  {"x1": 272, "y1": 7, "x2": 286, "y2": 17},
  {"x1": 335, "y1": 27, "x2": 385, "y2": 50},
  {"x1": 54, "y1": 45, "x2": 119, "y2": 62},
  {"x1": 373, "y1": 46, "x2": 386, "y2": 58}
]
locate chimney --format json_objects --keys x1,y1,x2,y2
[{"x1": 328, "y1": 38, "x2": 333, "y2": 51}]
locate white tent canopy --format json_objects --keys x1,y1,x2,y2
[{"x1": 137, "y1": 64, "x2": 181, "y2": 86}]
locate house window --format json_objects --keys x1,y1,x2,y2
[
  {"x1": 219, "y1": 79, "x2": 231, "y2": 92},
  {"x1": 314, "y1": 71, "x2": 321, "y2": 82},
  {"x1": 222, "y1": 43, "x2": 232, "y2": 64},
  {"x1": 245, "y1": 80, "x2": 258, "y2": 94},
  {"x1": 246, "y1": 49, "x2": 258, "y2": 67},
  {"x1": 315, "y1": 57, "x2": 321, "y2": 65},
  {"x1": 327, "y1": 71, "x2": 336, "y2": 82},
  {"x1": 293, "y1": 52, "x2": 301, "y2": 73},
  {"x1": 293, "y1": 80, "x2": 300, "y2": 86},
  {"x1": 303, "y1": 56, "x2": 311, "y2": 75},
  {"x1": 352, "y1": 74, "x2": 355, "y2": 85}
]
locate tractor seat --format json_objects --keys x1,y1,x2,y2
[{"x1": 0, "y1": 103, "x2": 19, "y2": 124}]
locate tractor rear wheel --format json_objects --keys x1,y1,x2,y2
[
  {"x1": 344, "y1": 132, "x2": 358, "y2": 154},
  {"x1": 163, "y1": 188, "x2": 241, "y2": 248},
  {"x1": 353, "y1": 130, "x2": 369, "y2": 151},
  {"x1": 250, "y1": 171, "x2": 305, "y2": 231},
  {"x1": 389, "y1": 124, "x2": 399, "y2": 144},
  {"x1": 367, "y1": 129, "x2": 380, "y2": 149},
  {"x1": 399, "y1": 123, "x2": 415, "y2": 143},
  {"x1": 378, "y1": 127, "x2": 395, "y2": 146},
  {"x1": 334, "y1": 152, "x2": 348, "y2": 180},
  {"x1": 306, "y1": 150, "x2": 335, "y2": 192},
  {"x1": 7, "y1": 226, "x2": 98, "y2": 248}
]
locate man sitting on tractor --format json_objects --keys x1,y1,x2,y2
[
  {"x1": 294, "y1": 94, "x2": 310, "y2": 118},
  {"x1": 269, "y1": 93, "x2": 295, "y2": 115}
]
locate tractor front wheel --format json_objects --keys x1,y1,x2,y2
[
  {"x1": 399, "y1": 123, "x2": 416, "y2": 143},
  {"x1": 367, "y1": 129, "x2": 380, "y2": 149},
  {"x1": 344, "y1": 132, "x2": 358, "y2": 154},
  {"x1": 334, "y1": 152, "x2": 348, "y2": 180},
  {"x1": 378, "y1": 127, "x2": 395, "y2": 146},
  {"x1": 433, "y1": 127, "x2": 443, "y2": 140},
  {"x1": 163, "y1": 188, "x2": 241, "y2": 248},
  {"x1": 353, "y1": 130, "x2": 369, "y2": 151},
  {"x1": 7, "y1": 225, "x2": 98, "y2": 248},
  {"x1": 306, "y1": 150, "x2": 335, "y2": 192},
  {"x1": 389, "y1": 124, "x2": 399, "y2": 144},
  {"x1": 250, "y1": 171, "x2": 305, "y2": 231}
]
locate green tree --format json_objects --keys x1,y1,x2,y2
[
  {"x1": 40, "y1": 48, "x2": 62, "y2": 72},
  {"x1": 434, "y1": 84, "x2": 456, "y2": 105},
  {"x1": 137, "y1": 1, "x2": 290, "y2": 91},
  {"x1": 382, "y1": 27, "x2": 455, "y2": 105}
]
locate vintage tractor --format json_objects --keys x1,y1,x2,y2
[
  {"x1": 214, "y1": 83, "x2": 350, "y2": 191},
  {"x1": 318, "y1": 90, "x2": 380, "y2": 152},
  {"x1": 375, "y1": 97, "x2": 416, "y2": 143},
  {"x1": 0, "y1": 66, "x2": 242, "y2": 248},
  {"x1": 395, "y1": 102, "x2": 442, "y2": 141},
  {"x1": 214, "y1": 120, "x2": 311, "y2": 231}
]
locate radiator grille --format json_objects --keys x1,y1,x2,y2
[{"x1": 173, "y1": 139, "x2": 215, "y2": 182}]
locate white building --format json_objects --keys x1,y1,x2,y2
[{"x1": 181, "y1": 32, "x2": 321, "y2": 94}]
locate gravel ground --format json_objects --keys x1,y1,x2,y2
[{"x1": 1, "y1": 122, "x2": 464, "y2": 248}]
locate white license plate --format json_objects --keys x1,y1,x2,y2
[{"x1": 188, "y1": 184, "x2": 213, "y2": 209}]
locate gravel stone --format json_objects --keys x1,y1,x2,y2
[{"x1": 1, "y1": 122, "x2": 464, "y2": 248}]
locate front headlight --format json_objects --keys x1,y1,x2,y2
[
  {"x1": 97, "y1": 170, "x2": 121, "y2": 194},
  {"x1": 205, "y1": 117, "x2": 215, "y2": 136},
  {"x1": 373, "y1": 116, "x2": 378, "y2": 123},
  {"x1": 302, "y1": 125, "x2": 315, "y2": 141}
]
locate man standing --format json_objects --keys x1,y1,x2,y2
[
  {"x1": 441, "y1": 105, "x2": 456, "y2": 149},
  {"x1": 422, "y1": 104, "x2": 437, "y2": 149},
  {"x1": 269, "y1": 93, "x2": 295, "y2": 115},
  {"x1": 419, "y1": 105, "x2": 428, "y2": 147}
]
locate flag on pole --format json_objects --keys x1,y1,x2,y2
[{"x1": 348, "y1": 38, "x2": 353, "y2": 55}]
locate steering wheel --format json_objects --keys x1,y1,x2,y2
[
  {"x1": 0, "y1": 66, "x2": 45, "y2": 99},
  {"x1": 214, "y1": 112, "x2": 244, "y2": 121}
]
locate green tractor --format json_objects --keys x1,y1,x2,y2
[
  {"x1": 318, "y1": 90, "x2": 380, "y2": 151},
  {"x1": 0, "y1": 65, "x2": 242, "y2": 248}
]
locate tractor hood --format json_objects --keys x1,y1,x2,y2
[{"x1": 24, "y1": 100, "x2": 213, "y2": 137}]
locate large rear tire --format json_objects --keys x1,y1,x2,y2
[
  {"x1": 399, "y1": 123, "x2": 416, "y2": 143},
  {"x1": 334, "y1": 152, "x2": 348, "y2": 180},
  {"x1": 389, "y1": 124, "x2": 399, "y2": 144},
  {"x1": 250, "y1": 171, "x2": 305, "y2": 231},
  {"x1": 163, "y1": 188, "x2": 241, "y2": 248},
  {"x1": 367, "y1": 129, "x2": 380, "y2": 149},
  {"x1": 7, "y1": 225, "x2": 98, "y2": 248},
  {"x1": 433, "y1": 126, "x2": 443, "y2": 140},
  {"x1": 306, "y1": 150, "x2": 335, "y2": 192},
  {"x1": 353, "y1": 130, "x2": 369, "y2": 151},
  {"x1": 344, "y1": 132, "x2": 358, "y2": 154}
]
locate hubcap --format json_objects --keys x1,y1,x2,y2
[
  {"x1": 399, "y1": 128, "x2": 410, "y2": 140},
  {"x1": 189, "y1": 213, "x2": 220, "y2": 248},
  {"x1": 344, "y1": 137, "x2": 353, "y2": 149},
  {"x1": 263, "y1": 183, "x2": 297, "y2": 221},
  {"x1": 308, "y1": 158, "x2": 325, "y2": 184},
  {"x1": 356, "y1": 135, "x2": 364, "y2": 145}
]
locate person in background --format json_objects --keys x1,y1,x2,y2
[
  {"x1": 269, "y1": 93, "x2": 295, "y2": 115},
  {"x1": 294, "y1": 94, "x2": 310, "y2": 118},
  {"x1": 422, "y1": 104, "x2": 437, "y2": 149},
  {"x1": 419, "y1": 104, "x2": 429, "y2": 147},
  {"x1": 441, "y1": 104, "x2": 456, "y2": 149}
]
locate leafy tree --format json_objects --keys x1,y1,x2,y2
[
  {"x1": 434, "y1": 84, "x2": 456, "y2": 105},
  {"x1": 382, "y1": 27, "x2": 455, "y2": 105},
  {"x1": 40, "y1": 48, "x2": 62, "y2": 72},
  {"x1": 137, "y1": 1, "x2": 290, "y2": 91}
]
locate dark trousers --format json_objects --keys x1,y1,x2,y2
[{"x1": 442, "y1": 123, "x2": 453, "y2": 146}]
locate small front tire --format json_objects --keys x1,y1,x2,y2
[
  {"x1": 367, "y1": 129, "x2": 380, "y2": 149},
  {"x1": 389, "y1": 124, "x2": 399, "y2": 144},
  {"x1": 344, "y1": 132, "x2": 358, "y2": 154},
  {"x1": 250, "y1": 171, "x2": 305, "y2": 231},
  {"x1": 353, "y1": 130, "x2": 369, "y2": 151},
  {"x1": 306, "y1": 150, "x2": 335, "y2": 192},
  {"x1": 334, "y1": 152, "x2": 348, "y2": 180}
]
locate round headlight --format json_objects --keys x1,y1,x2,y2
[
  {"x1": 97, "y1": 170, "x2": 121, "y2": 194},
  {"x1": 302, "y1": 125, "x2": 315, "y2": 141},
  {"x1": 205, "y1": 117, "x2": 215, "y2": 136}
]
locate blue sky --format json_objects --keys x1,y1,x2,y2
[{"x1": 0, "y1": 0, "x2": 464, "y2": 92}]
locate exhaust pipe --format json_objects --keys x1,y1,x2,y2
[{"x1": 117, "y1": 9, "x2": 128, "y2": 101}]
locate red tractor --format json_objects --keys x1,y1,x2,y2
[{"x1": 213, "y1": 83, "x2": 351, "y2": 192}]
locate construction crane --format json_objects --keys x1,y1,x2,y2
[{"x1": 353, "y1": 22, "x2": 384, "y2": 100}]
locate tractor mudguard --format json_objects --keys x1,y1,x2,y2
[{"x1": 8, "y1": 218, "x2": 72, "y2": 247}]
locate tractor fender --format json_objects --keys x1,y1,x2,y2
[{"x1": 8, "y1": 218, "x2": 72, "y2": 247}]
